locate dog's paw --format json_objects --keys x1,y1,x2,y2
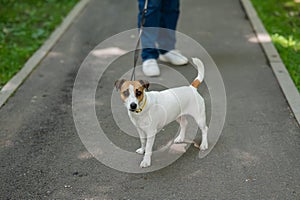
[
  {"x1": 174, "y1": 136, "x2": 184, "y2": 143},
  {"x1": 200, "y1": 141, "x2": 208, "y2": 151},
  {"x1": 135, "y1": 147, "x2": 145, "y2": 155},
  {"x1": 140, "y1": 158, "x2": 151, "y2": 168}
]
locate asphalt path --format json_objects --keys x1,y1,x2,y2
[{"x1": 0, "y1": 0, "x2": 299, "y2": 199}]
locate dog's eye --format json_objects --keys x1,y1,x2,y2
[
  {"x1": 123, "y1": 90, "x2": 129, "y2": 97},
  {"x1": 136, "y1": 91, "x2": 142, "y2": 97}
]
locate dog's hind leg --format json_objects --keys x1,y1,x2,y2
[
  {"x1": 199, "y1": 124, "x2": 208, "y2": 150},
  {"x1": 191, "y1": 110, "x2": 208, "y2": 150},
  {"x1": 174, "y1": 116, "x2": 188, "y2": 143}
]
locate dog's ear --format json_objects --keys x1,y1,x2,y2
[
  {"x1": 138, "y1": 80, "x2": 149, "y2": 90},
  {"x1": 115, "y1": 79, "x2": 126, "y2": 91}
]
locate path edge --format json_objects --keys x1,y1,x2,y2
[
  {"x1": 241, "y1": 0, "x2": 300, "y2": 126},
  {"x1": 0, "y1": 0, "x2": 90, "y2": 109}
]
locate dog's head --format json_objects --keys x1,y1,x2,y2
[{"x1": 115, "y1": 79, "x2": 149, "y2": 112}]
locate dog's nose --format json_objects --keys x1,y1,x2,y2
[{"x1": 130, "y1": 102, "x2": 137, "y2": 110}]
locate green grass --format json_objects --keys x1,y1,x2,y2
[
  {"x1": 251, "y1": 0, "x2": 300, "y2": 92},
  {"x1": 0, "y1": 0, "x2": 79, "y2": 89}
]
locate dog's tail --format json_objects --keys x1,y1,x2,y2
[{"x1": 190, "y1": 58, "x2": 205, "y2": 88}]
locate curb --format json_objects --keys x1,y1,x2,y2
[
  {"x1": 0, "y1": 0, "x2": 90, "y2": 109},
  {"x1": 241, "y1": 0, "x2": 300, "y2": 126}
]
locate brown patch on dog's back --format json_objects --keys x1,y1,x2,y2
[{"x1": 191, "y1": 79, "x2": 201, "y2": 88}]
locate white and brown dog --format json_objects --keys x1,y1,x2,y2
[{"x1": 115, "y1": 58, "x2": 208, "y2": 168}]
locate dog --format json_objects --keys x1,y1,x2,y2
[{"x1": 115, "y1": 58, "x2": 208, "y2": 168}]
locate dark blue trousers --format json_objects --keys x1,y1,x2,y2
[{"x1": 138, "y1": 0, "x2": 180, "y2": 61}]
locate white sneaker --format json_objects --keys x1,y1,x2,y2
[
  {"x1": 159, "y1": 50, "x2": 188, "y2": 65},
  {"x1": 142, "y1": 59, "x2": 160, "y2": 77}
]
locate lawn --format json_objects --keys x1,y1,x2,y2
[
  {"x1": 0, "y1": 0, "x2": 79, "y2": 89},
  {"x1": 251, "y1": 0, "x2": 300, "y2": 92}
]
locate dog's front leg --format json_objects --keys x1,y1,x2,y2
[
  {"x1": 140, "y1": 131, "x2": 156, "y2": 168},
  {"x1": 136, "y1": 128, "x2": 146, "y2": 154}
]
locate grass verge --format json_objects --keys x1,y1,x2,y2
[
  {"x1": 251, "y1": 0, "x2": 300, "y2": 92},
  {"x1": 0, "y1": 0, "x2": 79, "y2": 90}
]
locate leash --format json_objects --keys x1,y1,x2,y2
[{"x1": 130, "y1": 0, "x2": 149, "y2": 81}]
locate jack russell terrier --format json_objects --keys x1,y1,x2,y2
[{"x1": 115, "y1": 58, "x2": 208, "y2": 168}]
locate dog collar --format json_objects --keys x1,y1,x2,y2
[{"x1": 135, "y1": 96, "x2": 147, "y2": 113}]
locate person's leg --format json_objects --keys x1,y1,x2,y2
[
  {"x1": 157, "y1": 0, "x2": 180, "y2": 54},
  {"x1": 157, "y1": 0, "x2": 187, "y2": 65},
  {"x1": 138, "y1": 0, "x2": 162, "y2": 61}
]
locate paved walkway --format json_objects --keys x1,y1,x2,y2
[{"x1": 1, "y1": 0, "x2": 299, "y2": 199}]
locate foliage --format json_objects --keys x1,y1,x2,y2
[
  {"x1": 251, "y1": 0, "x2": 300, "y2": 91},
  {"x1": 0, "y1": 0, "x2": 79, "y2": 89}
]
